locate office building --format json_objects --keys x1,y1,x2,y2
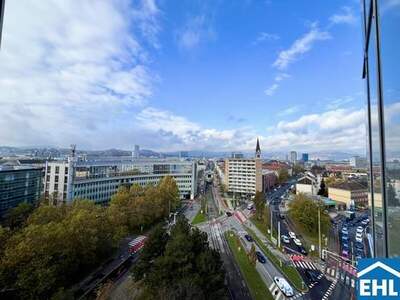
[
  {"x1": 224, "y1": 139, "x2": 262, "y2": 195},
  {"x1": 43, "y1": 155, "x2": 197, "y2": 205},
  {"x1": 133, "y1": 145, "x2": 140, "y2": 159},
  {"x1": 349, "y1": 155, "x2": 367, "y2": 168},
  {"x1": 361, "y1": 0, "x2": 400, "y2": 257},
  {"x1": 231, "y1": 152, "x2": 244, "y2": 159},
  {"x1": 0, "y1": 164, "x2": 42, "y2": 218},
  {"x1": 289, "y1": 151, "x2": 297, "y2": 164},
  {"x1": 301, "y1": 153, "x2": 309, "y2": 162}
]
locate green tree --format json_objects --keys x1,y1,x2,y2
[
  {"x1": 4, "y1": 202, "x2": 34, "y2": 229},
  {"x1": 278, "y1": 168, "x2": 289, "y2": 183},
  {"x1": 292, "y1": 164, "x2": 304, "y2": 175},
  {"x1": 253, "y1": 191, "x2": 265, "y2": 221},
  {"x1": 248, "y1": 244, "x2": 257, "y2": 266},
  {"x1": 288, "y1": 193, "x2": 330, "y2": 237},
  {"x1": 317, "y1": 178, "x2": 328, "y2": 197}
]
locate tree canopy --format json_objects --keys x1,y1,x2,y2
[
  {"x1": 133, "y1": 217, "x2": 228, "y2": 300},
  {"x1": 277, "y1": 168, "x2": 289, "y2": 183}
]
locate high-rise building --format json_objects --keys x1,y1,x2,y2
[
  {"x1": 289, "y1": 151, "x2": 297, "y2": 164},
  {"x1": 0, "y1": 164, "x2": 42, "y2": 218},
  {"x1": 301, "y1": 153, "x2": 309, "y2": 162},
  {"x1": 362, "y1": 0, "x2": 400, "y2": 257},
  {"x1": 43, "y1": 155, "x2": 198, "y2": 204},
  {"x1": 133, "y1": 145, "x2": 140, "y2": 159},
  {"x1": 224, "y1": 139, "x2": 262, "y2": 195},
  {"x1": 349, "y1": 155, "x2": 367, "y2": 168}
]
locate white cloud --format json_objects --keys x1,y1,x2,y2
[
  {"x1": 253, "y1": 32, "x2": 279, "y2": 45},
  {"x1": 264, "y1": 83, "x2": 279, "y2": 96},
  {"x1": 272, "y1": 23, "x2": 331, "y2": 70},
  {"x1": 274, "y1": 73, "x2": 291, "y2": 82},
  {"x1": 326, "y1": 96, "x2": 355, "y2": 110},
  {"x1": 0, "y1": 0, "x2": 159, "y2": 148},
  {"x1": 177, "y1": 15, "x2": 216, "y2": 49},
  {"x1": 329, "y1": 6, "x2": 357, "y2": 25},
  {"x1": 277, "y1": 106, "x2": 299, "y2": 117}
]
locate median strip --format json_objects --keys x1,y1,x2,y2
[
  {"x1": 244, "y1": 225, "x2": 307, "y2": 292},
  {"x1": 224, "y1": 231, "x2": 273, "y2": 300}
]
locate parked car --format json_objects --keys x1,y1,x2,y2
[
  {"x1": 356, "y1": 226, "x2": 364, "y2": 234},
  {"x1": 281, "y1": 235, "x2": 290, "y2": 244},
  {"x1": 256, "y1": 251, "x2": 266, "y2": 263},
  {"x1": 226, "y1": 211, "x2": 232, "y2": 217},
  {"x1": 341, "y1": 235, "x2": 349, "y2": 242},
  {"x1": 342, "y1": 227, "x2": 348, "y2": 235},
  {"x1": 342, "y1": 242, "x2": 349, "y2": 249},
  {"x1": 288, "y1": 231, "x2": 296, "y2": 239},
  {"x1": 356, "y1": 233, "x2": 363, "y2": 243},
  {"x1": 342, "y1": 249, "x2": 349, "y2": 258},
  {"x1": 274, "y1": 277, "x2": 294, "y2": 297},
  {"x1": 293, "y1": 238, "x2": 302, "y2": 246},
  {"x1": 244, "y1": 234, "x2": 253, "y2": 242},
  {"x1": 361, "y1": 219, "x2": 370, "y2": 226}
]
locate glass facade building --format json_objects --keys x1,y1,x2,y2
[
  {"x1": 0, "y1": 166, "x2": 42, "y2": 218},
  {"x1": 362, "y1": 0, "x2": 400, "y2": 257}
]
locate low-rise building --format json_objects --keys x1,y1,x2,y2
[
  {"x1": 43, "y1": 155, "x2": 198, "y2": 204},
  {"x1": 328, "y1": 181, "x2": 368, "y2": 210},
  {"x1": 296, "y1": 173, "x2": 319, "y2": 196}
]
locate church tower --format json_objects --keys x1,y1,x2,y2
[{"x1": 255, "y1": 137, "x2": 261, "y2": 158}]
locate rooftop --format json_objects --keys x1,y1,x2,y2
[{"x1": 329, "y1": 181, "x2": 367, "y2": 191}]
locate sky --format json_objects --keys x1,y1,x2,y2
[{"x1": 0, "y1": 0, "x2": 367, "y2": 153}]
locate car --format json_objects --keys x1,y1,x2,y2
[
  {"x1": 256, "y1": 251, "x2": 266, "y2": 263},
  {"x1": 356, "y1": 226, "x2": 364, "y2": 234},
  {"x1": 342, "y1": 249, "x2": 349, "y2": 258},
  {"x1": 355, "y1": 242, "x2": 364, "y2": 251},
  {"x1": 298, "y1": 245, "x2": 308, "y2": 255},
  {"x1": 244, "y1": 234, "x2": 253, "y2": 242},
  {"x1": 247, "y1": 203, "x2": 254, "y2": 210},
  {"x1": 293, "y1": 238, "x2": 302, "y2": 246},
  {"x1": 274, "y1": 277, "x2": 294, "y2": 297},
  {"x1": 281, "y1": 235, "x2": 290, "y2": 244},
  {"x1": 356, "y1": 233, "x2": 363, "y2": 243},
  {"x1": 305, "y1": 270, "x2": 320, "y2": 282},
  {"x1": 342, "y1": 227, "x2": 348, "y2": 234},
  {"x1": 342, "y1": 243, "x2": 349, "y2": 249},
  {"x1": 341, "y1": 235, "x2": 349, "y2": 242},
  {"x1": 288, "y1": 231, "x2": 296, "y2": 239},
  {"x1": 361, "y1": 219, "x2": 370, "y2": 226},
  {"x1": 355, "y1": 254, "x2": 362, "y2": 261},
  {"x1": 226, "y1": 211, "x2": 232, "y2": 217}
]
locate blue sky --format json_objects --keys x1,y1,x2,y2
[{"x1": 0, "y1": 0, "x2": 367, "y2": 153}]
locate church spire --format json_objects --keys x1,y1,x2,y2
[{"x1": 255, "y1": 137, "x2": 261, "y2": 158}]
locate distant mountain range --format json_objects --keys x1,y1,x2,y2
[{"x1": 0, "y1": 146, "x2": 367, "y2": 161}]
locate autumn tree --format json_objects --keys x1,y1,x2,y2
[{"x1": 278, "y1": 168, "x2": 289, "y2": 183}]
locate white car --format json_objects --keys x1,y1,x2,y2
[
  {"x1": 356, "y1": 233, "x2": 363, "y2": 243},
  {"x1": 356, "y1": 226, "x2": 364, "y2": 234},
  {"x1": 293, "y1": 238, "x2": 302, "y2": 246},
  {"x1": 288, "y1": 231, "x2": 296, "y2": 239},
  {"x1": 274, "y1": 276, "x2": 294, "y2": 297},
  {"x1": 281, "y1": 235, "x2": 290, "y2": 244},
  {"x1": 361, "y1": 219, "x2": 370, "y2": 226}
]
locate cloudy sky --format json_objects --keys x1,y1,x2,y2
[{"x1": 0, "y1": 0, "x2": 367, "y2": 153}]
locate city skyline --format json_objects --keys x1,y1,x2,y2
[{"x1": 0, "y1": 0, "x2": 366, "y2": 153}]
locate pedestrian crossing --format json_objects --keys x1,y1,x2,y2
[
  {"x1": 268, "y1": 282, "x2": 283, "y2": 300},
  {"x1": 322, "y1": 278, "x2": 337, "y2": 300},
  {"x1": 292, "y1": 260, "x2": 318, "y2": 270}
]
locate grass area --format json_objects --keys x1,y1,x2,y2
[
  {"x1": 250, "y1": 216, "x2": 277, "y2": 243},
  {"x1": 224, "y1": 231, "x2": 273, "y2": 300},
  {"x1": 191, "y1": 210, "x2": 207, "y2": 225},
  {"x1": 244, "y1": 225, "x2": 306, "y2": 292}
]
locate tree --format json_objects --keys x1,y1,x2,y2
[
  {"x1": 288, "y1": 193, "x2": 330, "y2": 237},
  {"x1": 253, "y1": 191, "x2": 265, "y2": 221},
  {"x1": 248, "y1": 244, "x2": 257, "y2": 266},
  {"x1": 4, "y1": 202, "x2": 34, "y2": 229},
  {"x1": 317, "y1": 178, "x2": 328, "y2": 197},
  {"x1": 133, "y1": 217, "x2": 228, "y2": 299},
  {"x1": 292, "y1": 164, "x2": 304, "y2": 175},
  {"x1": 278, "y1": 168, "x2": 289, "y2": 183}
]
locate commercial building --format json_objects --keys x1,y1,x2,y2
[
  {"x1": 224, "y1": 139, "x2": 262, "y2": 195},
  {"x1": 301, "y1": 153, "x2": 309, "y2": 162},
  {"x1": 328, "y1": 181, "x2": 368, "y2": 210},
  {"x1": 289, "y1": 151, "x2": 297, "y2": 164},
  {"x1": 0, "y1": 164, "x2": 42, "y2": 218},
  {"x1": 349, "y1": 155, "x2": 367, "y2": 168},
  {"x1": 361, "y1": 0, "x2": 400, "y2": 257},
  {"x1": 296, "y1": 172, "x2": 319, "y2": 196},
  {"x1": 133, "y1": 145, "x2": 140, "y2": 159},
  {"x1": 43, "y1": 156, "x2": 197, "y2": 205}
]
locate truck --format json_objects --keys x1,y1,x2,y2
[{"x1": 128, "y1": 235, "x2": 147, "y2": 255}]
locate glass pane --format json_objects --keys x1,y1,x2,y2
[
  {"x1": 367, "y1": 15, "x2": 385, "y2": 257},
  {"x1": 379, "y1": 0, "x2": 400, "y2": 257}
]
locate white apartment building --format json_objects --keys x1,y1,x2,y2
[
  {"x1": 224, "y1": 139, "x2": 262, "y2": 195},
  {"x1": 44, "y1": 156, "x2": 197, "y2": 204}
]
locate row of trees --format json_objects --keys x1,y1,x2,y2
[
  {"x1": 0, "y1": 176, "x2": 180, "y2": 299},
  {"x1": 133, "y1": 217, "x2": 227, "y2": 299}
]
